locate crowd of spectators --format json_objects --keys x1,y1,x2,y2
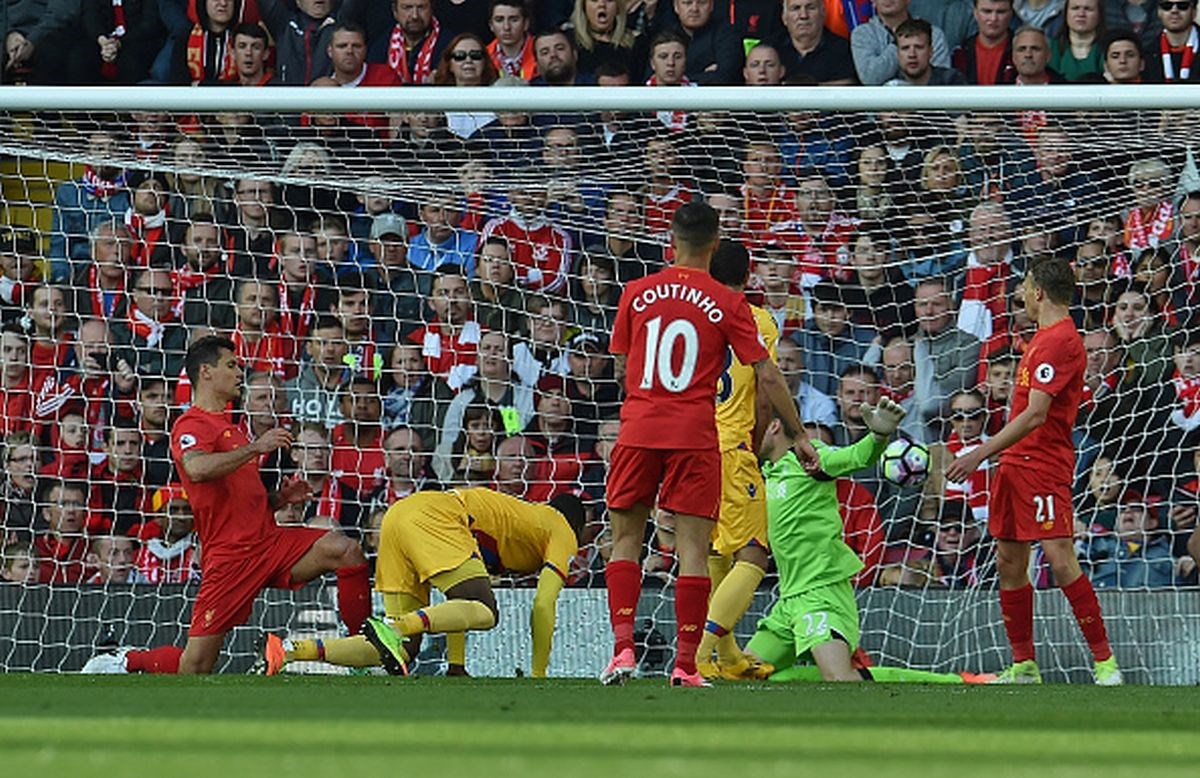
[{"x1": 3, "y1": 0, "x2": 1200, "y2": 594}]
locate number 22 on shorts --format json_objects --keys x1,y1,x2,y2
[
  {"x1": 640, "y1": 316, "x2": 699, "y2": 392},
  {"x1": 802, "y1": 611, "x2": 828, "y2": 637}
]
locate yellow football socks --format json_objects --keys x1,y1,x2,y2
[
  {"x1": 395, "y1": 600, "x2": 497, "y2": 636},
  {"x1": 698, "y1": 560, "x2": 765, "y2": 665},
  {"x1": 446, "y1": 632, "x2": 466, "y2": 667},
  {"x1": 285, "y1": 636, "x2": 383, "y2": 668}
]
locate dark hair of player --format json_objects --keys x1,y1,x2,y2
[
  {"x1": 1027, "y1": 257, "x2": 1076, "y2": 306},
  {"x1": 709, "y1": 239, "x2": 751, "y2": 287},
  {"x1": 670, "y1": 201, "x2": 720, "y2": 253},
  {"x1": 549, "y1": 492, "x2": 587, "y2": 543},
  {"x1": 185, "y1": 335, "x2": 237, "y2": 386}
]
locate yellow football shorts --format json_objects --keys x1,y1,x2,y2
[
  {"x1": 375, "y1": 492, "x2": 488, "y2": 603},
  {"x1": 712, "y1": 446, "x2": 768, "y2": 557}
]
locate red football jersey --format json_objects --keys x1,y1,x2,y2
[
  {"x1": 1001, "y1": 317, "x2": 1084, "y2": 482},
  {"x1": 611, "y1": 265, "x2": 769, "y2": 449},
  {"x1": 170, "y1": 406, "x2": 275, "y2": 564}
]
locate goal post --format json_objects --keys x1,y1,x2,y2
[{"x1": 1, "y1": 85, "x2": 1199, "y2": 681}]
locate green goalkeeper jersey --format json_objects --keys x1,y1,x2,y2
[{"x1": 763, "y1": 434, "x2": 888, "y2": 599}]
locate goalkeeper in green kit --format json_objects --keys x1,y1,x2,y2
[{"x1": 745, "y1": 396, "x2": 992, "y2": 684}]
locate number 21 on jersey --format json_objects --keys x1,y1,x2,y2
[{"x1": 640, "y1": 316, "x2": 699, "y2": 393}]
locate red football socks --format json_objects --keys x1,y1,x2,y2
[
  {"x1": 606, "y1": 560, "x2": 641, "y2": 654},
  {"x1": 674, "y1": 575, "x2": 711, "y2": 676},
  {"x1": 999, "y1": 584, "x2": 1035, "y2": 663},
  {"x1": 126, "y1": 645, "x2": 183, "y2": 674},
  {"x1": 336, "y1": 563, "x2": 372, "y2": 636},
  {"x1": 1061, "y1": 574, "x2": 1113, "y2": 662}
]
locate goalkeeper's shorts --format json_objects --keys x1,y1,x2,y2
[{"x1": 745, "y1": 581, "x2": 860, "y2": 672}]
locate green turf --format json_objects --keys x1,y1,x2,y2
[{"x1": 1, "y1": 676, "x2": 1196, "y2": 777}]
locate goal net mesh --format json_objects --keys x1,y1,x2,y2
[{"x1": 1, "y1": 103, "x2": 1199, "y2": 681}]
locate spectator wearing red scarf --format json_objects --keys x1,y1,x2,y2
[
  {"x1": 109, "y1": 267, "x2": 189, "y2": 379},
  {"x1": 386, "y1": 0, "x2": 448, "y2": 84},
  {"x1": 171, "y1": 0, "x2": 262, "y2": 84}
]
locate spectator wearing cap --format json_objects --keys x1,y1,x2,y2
[
  {"x1": 569, "y1": 251, "x2": 620, "y2": 335},
  {"x1": 433, "y1": 330, "x2": 534, "y2": 482},
  {"x1": 408, "y1": 193, "x2": 479, "y2": 277},
  {"x1": 482, "y1": 180, "x2": 573, "y2": 294},
  {"x1": 134, "y1": 485, "x2": 200, "y2": 583},
  {"x1": 1085, "y1": 490, "x2": 1177, "y2": 588},
  {"x1": 791, "y1": 281, "x2": 880, "y2": 398},
  {"x1": 368, "y1": 213, "x2": 428, "y2": 346},
  {"x1": 564, "y1": 332, "x2": 620, "y2": 445},
  {"x1": 512, "y1": 294, "x2": 571, "y2": 388},
  {"x1": 49, "y1": 128, "x2": 131, "y2": 282},
  {"x1": 778, "y1": 0, "x2": 857, "y2": 85},
  {"x1": 472, "y1": 236, "x2": 526, "y2": 337},
  {"x1": 525, "y1": 374, "x2": 591, "y2": 502},
  {"x1": 0, "y1": 227, "x2": 41, "y2": 323}
]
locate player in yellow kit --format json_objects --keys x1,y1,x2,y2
[
  {"x1": 264, "y1": 488, "x2": 585, "y2": 677},
  {"x1": 696, "y1": 240, "x2": 780, "y2": 680}
]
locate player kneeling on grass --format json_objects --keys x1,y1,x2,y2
[
  {"x1": 264, "y1": 487, "x2": 585, "y2": 678},
  {"x1": 745, "y1": 397, "x2": 990, "y2": 684}
]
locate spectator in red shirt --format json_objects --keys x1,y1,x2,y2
[
  {"x1": 525, "y1": 374, "x2": 591, "y2": 501},
  {"x1": 124, "y1": 171, "x2": 173, "y2": 267},
  {"x1": 331, "y1": 376, "x2": 387, "y2": 495},
  {"x1": 408, "y1": 266, "x2": 483, "y2": 390},
  {"x1": 232, "y1": 279, "x2": 296, "y2": 380},
  {"x1": 643, "y1": 135, "x2": 694, "y2": 239},
  {"x1": 33, "y1": 478, "x2": 90, "y2": 584},
  {"x1": 39, "y1": 407, "x2": 90, "y2": 480},
  {"x1": 1, "y1": 432, "x2": 38, "y2": 543},
  {"x1": 740, "y1": 139, "x2": 795, "y2": 250},
  {"x1": 0, "y1": 323, "x2": 33, "y2": 437},
  {"x1": 954, "y1": 0, "x2": 1016, "y2": 84},
  {"x1": 482, "y1": 181, "x2": 573, "y2": 294},
  {"x1": 63, "y1": 317, "x2": 139, "y2": 455},
  {"x1": 772, "y1": 171, "x2": 858, "y2": 284}
]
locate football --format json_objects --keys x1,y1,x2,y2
[{"x1": 881, "y1": 438, "x2": 931, "y2": 488}]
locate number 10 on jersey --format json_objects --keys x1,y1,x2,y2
[{"x1": 639, "y1": 316, "x2": 700, "y2": 393}]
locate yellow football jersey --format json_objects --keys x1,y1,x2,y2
[
  {"x1": 459, "y1": 488, "x2": 579, "y2": 582},
  {"x1": 716, "y1": 304, "x2": 779, "y2": 452}
]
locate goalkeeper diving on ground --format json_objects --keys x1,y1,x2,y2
[{"x1": 747, "y1": 396, "x2": 993, "y2": 684}]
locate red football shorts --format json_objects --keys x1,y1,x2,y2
[
  {"x1": 988, "y1": 462, "x2": 1073, "y2": 542},
  {"x1": 606, "y1": 443, "x2": 721, "y2": 520},
  {"x1": 188, "y1": 526, "x2": 330, "y2": 637}
]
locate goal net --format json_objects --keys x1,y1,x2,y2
[{"x1": 1, "y1": 87, "x2": 1199, "y2": 682}]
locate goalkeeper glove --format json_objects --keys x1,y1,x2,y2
[{"x1": 860, "y1": 397, "x2": 907, "y2": 438}]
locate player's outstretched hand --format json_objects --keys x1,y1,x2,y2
[
  {"x1": 860, "y1": 397, "x2": 907, "y2": 438},
  {"x1": 793, "y1": 437, "x2": 820, "y2": 472},
  {"x1": 946, "y1": 448, "x2": 985, "y2": 484},
  {"x1": 252, "y1": 427, "x2": 293, "y2": 455},
  {"x1": 276, "y1": 475, "x2": 313, "y2": 507}
]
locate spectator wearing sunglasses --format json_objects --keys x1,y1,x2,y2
[
  {"x1": 939, "y1": 389, "x2": 992, "y2": 523},
  {"x1": 1143, "y1": 0, "x2": 1200, "y2": 82}
]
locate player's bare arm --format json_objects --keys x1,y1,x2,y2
[
  {"x1": 179, "y1": 427, "x2": 294, "y2": 483},
  {"x1": 945, "y1": 389, "x2": 1051, "y2": 483},
  {"x1": 753, "y1": 358, "x2": 819, "y2": 469}
]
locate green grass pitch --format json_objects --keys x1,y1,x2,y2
[{"x1": 2, "y1": 676, "x2": 1195, "y2": 777}]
